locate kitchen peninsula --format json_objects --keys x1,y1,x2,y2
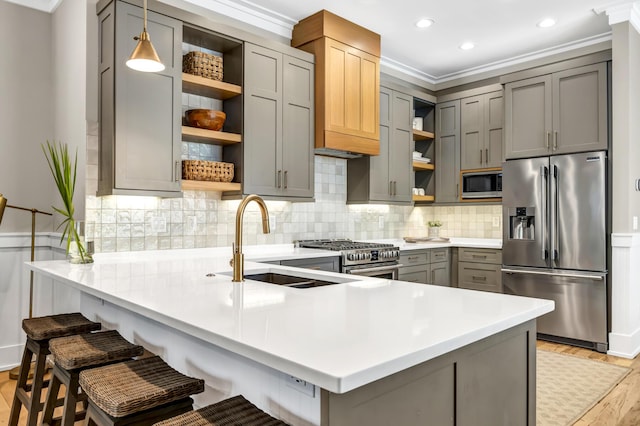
[{"x1": 27, "y1": 243, "x2": 553, "y2": 426}]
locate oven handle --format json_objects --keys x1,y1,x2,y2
[{"x1": 347, "y1": 264, "x2": 403, "y2": 275}]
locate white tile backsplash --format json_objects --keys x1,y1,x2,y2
[{"x1": 85, "y1": 125, "x2": 502, "y2": 252}]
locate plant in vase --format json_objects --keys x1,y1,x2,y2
[
  {"x1": 427, "y1": 220, "x2": 442, "y2": 238},
  {"x1": 42, "y1": 141, "x2": 93, "y2": 264}
]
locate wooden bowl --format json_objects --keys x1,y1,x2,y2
[{"x1": 185, "y1": 109, "x2": 226, "y2": 131}]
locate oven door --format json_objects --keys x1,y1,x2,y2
[{"x1": 343, "y1": 262, "x2": 400, "y2": 280}]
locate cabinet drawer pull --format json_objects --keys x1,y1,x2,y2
[
  {"x1": 471, "y1": 254, "x2": 487, "y2": 259},
  {"x1": 471, "y1": 275, "x2": 487, "y2": 281}
]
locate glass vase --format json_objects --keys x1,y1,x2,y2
[{"x1": 68, "y1": 221, "x2": 94, "y2": 264}]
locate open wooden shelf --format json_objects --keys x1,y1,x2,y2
[
  {"x1": 413, "y1": 161, "x2": 435, "y2": 171},
  {"x1": 413, "y1": 129, "x2": 435, "y2": 140},
  {"x1": 181, "y1": 180, "x2": 241, "y2": 192},
  {"x1": 181, "y1": 126, "x2": 241, "y2": 145},
  {"x1": 413, "y1": 194, "x2": 435, "y2": 202},
  {"x1": 182, "y1": 73, "x2": 242, "y2": 99}
]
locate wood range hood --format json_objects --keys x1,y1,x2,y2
[{"x1": 292, "y1": 10, "x2": 381, "y2": 158}]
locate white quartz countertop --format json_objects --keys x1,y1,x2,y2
[
  {"x1": 27, "y1": 242, "x2": 550, "y2": 394},
  {"x1": 371, "y1": 237, "x2": 502, "y2": 251}
]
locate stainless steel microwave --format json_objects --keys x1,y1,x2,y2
[{"x1": 461, "y1": 170, "x2": 502, "y2": 199}]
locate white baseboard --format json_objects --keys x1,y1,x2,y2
[
  {"x1": 608, "y1": 327, "x2": 640, "y2": 358},
  {"x1": 0, "y1": 343, "x2": 24, "y2": 372}
]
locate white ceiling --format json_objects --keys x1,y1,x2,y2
[{"x1": 8, "y1": 0, "x2": 639, "y2": 84}]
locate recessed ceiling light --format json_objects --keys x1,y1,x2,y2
[
  {"x1": 459, "y1": 42, "x2": 475, "y2": 50},
  {"x1": 415, "y1": 18, "x2": 435, "y2": 28},
  {"x1": 537, "y1": 18, "x2": 556, "y2": 28}
]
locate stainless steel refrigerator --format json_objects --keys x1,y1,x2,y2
[{"x1": 502, "y1": 150, "x2": 608, "y2": 352}]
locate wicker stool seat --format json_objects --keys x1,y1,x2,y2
[
  {"x1": 153, "y1": 395, "x2": 289, "y2": 426},
  {"x1": 80, "y1": 356, "x2": 205, "y2": 426},
  {"x1": 8, "y1": 313, "x2": 101, "y2": 426},
  {"x1": 41, "y1": 330, "x2": 145, "y2": 426}
]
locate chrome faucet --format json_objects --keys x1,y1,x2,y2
[{"x1": 231, "y1": 194, "x2": 270, "y2": 282}]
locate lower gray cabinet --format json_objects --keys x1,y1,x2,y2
[
  {"x1": 279, "y1": 257, "x2": 339, "y2": 273},
  {"x1": 399, "y1": 248, "x2": 450, "y2": 286},
  {"x1": 241, "y1": 42, "x2": 314, "y2": 199},
  {"x1": 457, "y1": 248, "x2": 502, "y2": 293}
]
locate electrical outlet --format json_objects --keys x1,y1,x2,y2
[
  {"x1": 285, "y1": 375, "x2": 315, "y2": 397},
  {"x1": 150, "y1": 216, "x2": 166, "y2": 233},
  {"x1": 492, "y1": 216, "x2": 500, "y2": 228},
  {"x1": 633, "y1": 216, "x2": 638, "y2": 231},
  {"x1": 269, "y1": 214, "x2": 277, "y2": 231},
  {"x1": 378, "y1": 216, "x2": 384, "y2": 229}
]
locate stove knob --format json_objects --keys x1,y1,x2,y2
[
  {"x1": 381, "y1": 251, "x2": 387, "y2": 259},
  {"x1": 365, "y1": 252, "x2": 371, "y2": 260},
  {"x1": 359, "y1": 253, "x2": 365, "y2": 260},
  {"x1": 348, "y1": 253, "x2": 355, "y2": 261}
]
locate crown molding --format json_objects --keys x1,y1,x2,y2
[
  {"x1": 381, "y1": 32, "x2": 612, "y2": 87},
  {"x1": 4, "y1": 0, "x2": 61, "y2": 13},
  {"x1": 594, "y1": 0, "x2": 640, "y2": 32}
]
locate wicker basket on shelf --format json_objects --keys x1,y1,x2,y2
[
  {"x1": 182, "y1": 51, "x2": 223, "y2": 81},
  {"x1": 182, "y1": 160, "x2": 234, "y2": 182}
]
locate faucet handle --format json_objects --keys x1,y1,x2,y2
[{"x1": 229, "y1": 258, "x2": 234, "y2": 267}]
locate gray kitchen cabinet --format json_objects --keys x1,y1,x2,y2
[
  {"x1": 399, "y1": 248, "x2": 450, "y2": 286},
  {"x1": 239, "y1": 43, "x2": 314, "y2": 199},
  {"x1": 461, "y1": 91, "x2": 503, "y2": 170},
  {"x1": 458, "y1": 248, "x2": 503, "y2": 293},
  {"x1": 429, "y1": 247, "x2": 450, "y2": 286},
  {"x1": 279, "y1": 257, "x2": 340, "y2": 272},
  {"x1": 98, "y1": 0, "x2": 182, "y2": 196},
  {"x1": 505, "y1": 62, "x2": 607, "y2": 159},
  {"x1": 435, "y1": 100, "x2": 461, "y2": 203},
  {"x1": 347, "y1": 87, "x2": 412, "y2": 204}
]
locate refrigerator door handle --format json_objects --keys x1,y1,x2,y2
[
  {"x1": 552, "y1": 165, "x2": 559, "y2": 261},
  {"x1": 540, "y1": 165, "x2": 548, "y2": 261},
  {"x1": 501, "y1": 268, "x2": 604, "y2": 281}
]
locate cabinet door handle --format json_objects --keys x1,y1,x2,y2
[
  {"x1": 175, "y1": 161, "x2": 180, "y2": 182},
  {"x1": 389, "y1": 181, "x2": 393, "y2": 196},
  {"x1": 431, "y1": 270, "x2": 435, "y2": 284},
  {"x1": 456, "y1": 184, "x2": 459, "y2": 198},
  {"x1": 277, "y1": 170, "x2": 282, "y2": 188},
  {"x1": 284, "y1": 170, "x2": 288, "y2": 189},
  {"x1": 393, "y1": 181, "x2": 397, "y2": 196},
  {"x1": 553, "y1": 131, "x2": 558, "y2": 151},
  {"x1": 485, "y1": 148, "x2": 489, "y2": 164},
  {"x1": 546, "y1": 132, "x2": 551, "y2": 149},
  {"x1": 472, "y1": 275, "x2": 487, "y2": 281},
  {"x1": 480, "y1": 149, "x2": 483, "y2": 164}
]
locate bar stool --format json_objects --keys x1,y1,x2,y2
[
  {"x1": 153, "y1": 395, "x2": 289, "y2": 426},
  {"x1": 79, "y1": 355, "x2": 205, "y2": 426},
  {"x1": 40, "y1": 330, "x2": 145, "y2": 426},
  {"x1": 8, "y1": 312, "x2": 101, "y2": 426}
]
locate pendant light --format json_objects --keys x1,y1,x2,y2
[{"x1": 126, "y1": 0, "x2": 165, "y2": 72}]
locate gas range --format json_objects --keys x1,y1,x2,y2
[{"x1": 296, "y1": 239, "x2": 400, "y2": 278}]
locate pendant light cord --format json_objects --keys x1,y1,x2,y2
[{"x1": 143, "y1": 0, "x2": 148, "y2": 32}]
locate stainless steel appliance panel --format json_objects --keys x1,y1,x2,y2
[
  {"x1": 502, "y1": 267, "x2": 607, "y2": 345},
  {"x1": 502, "y1": 156, "x2": 550, "y2": 268},
  {"x1": 550, "y1": 151, "x2": 606, "y2": 271}
]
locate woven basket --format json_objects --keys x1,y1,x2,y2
[
  {"x1": 182, "y1": 160, "x2": 234, "y2": 182},
  {"x1": 183, "y1": 51, "x2": 223, "y2": 81}
]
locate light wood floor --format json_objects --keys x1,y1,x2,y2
[{"x1": 1, "y1": 342, "x2": 638, "y2": 425}]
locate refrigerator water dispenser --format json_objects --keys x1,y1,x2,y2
[{"x1": 508, "y1": 207, "x2": 535, "y2": 240}]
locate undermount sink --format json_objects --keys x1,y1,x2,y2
[{"x1": 243, "y1": 272, "x2": 346, "y2": 289}]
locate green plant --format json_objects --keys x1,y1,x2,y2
[
  {"x1": 428, "y1": 220, "x2": 442, "y2": 227},
  {"x1": 42, "y1": 141, "x2": 93, "y2": 263}
]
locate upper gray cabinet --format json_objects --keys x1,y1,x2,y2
[
  {"x1": 505, "y1": 63, "x2": 607, "y2": 159},
  {"x1": 461, "y1": 91, "x2": 503, "y2": 170},
  {"x1": 347, "y1": 87, "x2": 412, "y2": 204},
  {"x1": 435, "y1": 100, "x2": 461, "y2": 203},
  {"x1": 240, "y1": 42, "x2": 314, "y2": 199},
  {"x1": 98, "y1": 0, "x2": 182, "y2": 196}
]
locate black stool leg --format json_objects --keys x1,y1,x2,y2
[
  {"x1": 8, "y1": 337, "x2": 50, "y2": 426},
  {"x1": 40, "y1": 364, "x2": 62, "y2": 426}
]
